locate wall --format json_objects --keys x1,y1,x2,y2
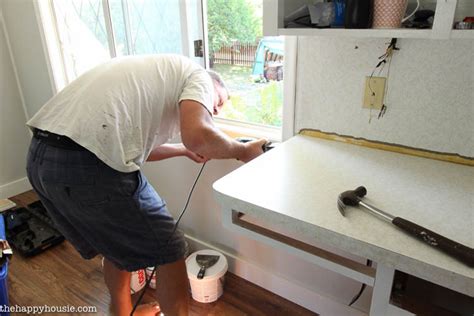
[
  {"x1": 1, "y1": 0, "x2": 54, "y2": 118},
  {"x1": 0, "y1": 6, "x2": 32, "y2": 198},
  {"x1": 295, "y1": 37, "x2": 473, "y2": 157}
]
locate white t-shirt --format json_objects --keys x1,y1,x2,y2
[{"x1": 27, "y1": 54, "x2": 214, "y2": 172}]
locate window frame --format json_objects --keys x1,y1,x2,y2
[
  {"x1": 34, "y1": 0, "x2": 66, "y2": 93},
  {"x1": 209, "y1": 36, "x2": 297, "y2": 143},
  {"x1": 201, "y1": 0, "x2": 296, "y2": 142}
]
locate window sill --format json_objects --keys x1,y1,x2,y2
[{"x1": 214, "y1": 118, "x2": 282, "y2": 143}]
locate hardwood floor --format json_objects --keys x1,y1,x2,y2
[{"x1": 6, "y1": 191, "x2": 317, "y2": 315}]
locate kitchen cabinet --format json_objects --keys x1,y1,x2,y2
[{"x1": 263, "y1": 0, "x2": 474, "y2": 39}]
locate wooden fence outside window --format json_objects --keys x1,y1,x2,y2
[{"x1": 211, "y1": 41, "x2": 258, "y2": 67}]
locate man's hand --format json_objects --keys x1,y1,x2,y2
[
  {"x1": 185, "y1": 150, "x2": 209, "y2": 163},
  {"x1": 238, "y1": 139, "x2": 267, "y2": 163}
]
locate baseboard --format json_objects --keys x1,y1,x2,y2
[
  {"x1": 185, "y1": 234, "x2": 367, "y2": 316},
  {"x1": 0, "y1": 177, "x2": 32, "y2": 199}
]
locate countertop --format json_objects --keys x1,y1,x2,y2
[{"x1": 213, "y1": 135, "x2": 474, "y2": 296}]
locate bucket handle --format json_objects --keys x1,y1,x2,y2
[{"x1": 402, "y1": 0, "x2": 420, "y2": 23}]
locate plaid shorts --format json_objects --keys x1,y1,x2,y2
[{"x1": 26, "y1": 136, "x2": 186, "y2": 271}]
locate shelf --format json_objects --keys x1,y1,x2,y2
[
  {"x1": 277, "y1": 28, "x2": 433, "y2": 39},
  {"x1": 276, "y1": 28, "x2": 474, "y2": 39},
  {"x1": 264, "y1": 0, "x2": 463, "y2": 40},
  {"x1": 450, "y1": 29, "x2": 474, "y2": 38}
]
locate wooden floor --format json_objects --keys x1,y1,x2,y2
[{"x1": 7, "y1": 191, "x2": 317, "y2": 316}]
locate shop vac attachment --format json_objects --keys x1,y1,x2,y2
[
  {"x1": 235, "y1": 137, "x2": 275, "y2": 152},
  {"x1": 337, "y1": 186, "x2": 474, "y2": 267},
  {"x1": 4, "y1": 201, "x2": 64, "y2": 257}
]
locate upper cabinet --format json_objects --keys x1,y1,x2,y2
[{"x1": 263, "y1": 0, "x2": 474, "y2": 39}]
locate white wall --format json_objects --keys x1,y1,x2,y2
[
  {"x1": 0, "y1": 6, "x2": 32, "y2": 198},
  {"x1": 1, "y1": 0, "x2": 54, "y2": 118},
  {"x1": 295, "y1": 37, "x2": 474, "y2": 157}
]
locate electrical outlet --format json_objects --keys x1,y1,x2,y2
[{"x1": 363, "y1": 76, "x2": 386, "y2": 110}]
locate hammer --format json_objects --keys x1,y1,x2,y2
[{"x1": 337, "y1": 186, "x2": 474, "y2": 267}]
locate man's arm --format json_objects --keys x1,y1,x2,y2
[
  {"x1": 147, "y1": 143, "x2": 207, "y2": 163},
  {"x1": 179, "y1": 100, "x2": 266, "y2": 163}
]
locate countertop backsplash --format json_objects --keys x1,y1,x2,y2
[{"x1": 295, "y1": 37, "x2": 473, "y2": 157}]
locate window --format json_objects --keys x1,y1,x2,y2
[
  {"x1": 206, "y1": 0, "x2": 284, "y2": 129},
  {"x1": 45, "y1": 0, "x2": 192, "y2": 84},
  {"x1": 50, "y1": 0, "x2": 111, "y2": 82}
]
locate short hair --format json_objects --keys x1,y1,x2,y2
[{"x1": 207, "y1": 70, "x2": 229, "y2": 96}]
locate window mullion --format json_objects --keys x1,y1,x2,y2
[
  {"x1": 282, "y1": 36, "x2": 297, "y2": 141},
  {"x1": 121, "y1": 0, "x2": 133, "y2": 55},
  {"x1": 200, "y1": 0, "x2": 210, "y2": 69},
  {"x1": 41, "y1": 0, "x2": 70, "y2": 91},
  {"x1": 49, "y1": 0, "x2": 76, "y2": 84},
  {"x1": 178, "y1": 0, "x2": 190, "y2": 58},
  {"x1": 102, "y1": 0, "x2": 117, "y2": 58}
]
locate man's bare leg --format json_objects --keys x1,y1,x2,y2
[
  {"x1": 155, "y1": 258, "x2": 189, "y2": 316},
  {"x1": 103, "y1": 258, "x2": 160, "y2": 316}
]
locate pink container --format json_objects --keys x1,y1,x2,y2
[{"x1": 372, "y1": 0, "x2": 419, "y2": 29}]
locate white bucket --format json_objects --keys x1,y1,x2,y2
[{"x1": 185, "y1": 250, "x2": 228, "y2": 303}]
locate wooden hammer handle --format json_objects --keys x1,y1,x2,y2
[{"x1": 392, "y1": 217, "x2": 474, "y2": 267}]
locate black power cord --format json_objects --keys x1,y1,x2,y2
[
  {"x1": 348, "y1": 259, "x2": 373, "y2": 307},
  {"x1": 130, "y1": 161, "x2": 207, "y2": 315}
]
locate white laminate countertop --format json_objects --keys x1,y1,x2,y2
[{"x1": 213, "y1": 135, "x2": 474, "y2": 296}]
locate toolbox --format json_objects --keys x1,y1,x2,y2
[{"x1": 4, "y1": 201, "x2": 64, "y2": 257}]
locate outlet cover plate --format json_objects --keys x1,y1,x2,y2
[{"x1": 363, "y1": 76, "x2": 386, "y2": 110}]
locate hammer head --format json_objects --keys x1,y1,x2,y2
[{"x1": 337, "y1": 186, "x2": 367, "y2": 216}]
